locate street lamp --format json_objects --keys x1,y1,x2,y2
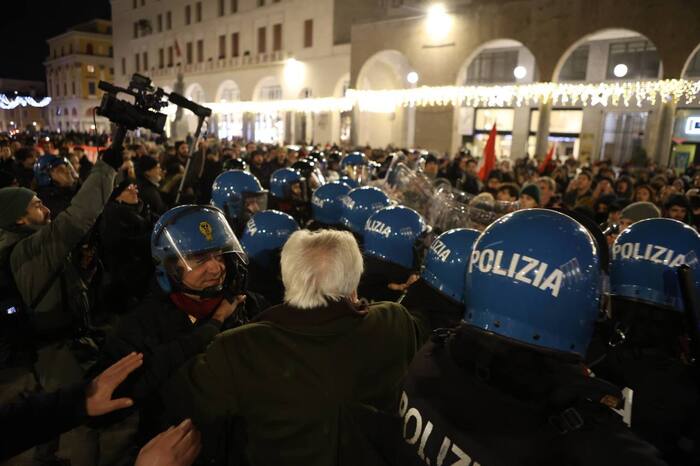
[
  {"x1": 613, "y1": 63, "x2": 629, "y2": 78},
  {"x1": 426, "y1": 4, "x2": 452, "y2": 41},
  {"x1": 513, "y1": 66, "x2": 527, "y2": 80},
  {"x1": 407, "y1": 71, "x2": 419, "y2": 85}
]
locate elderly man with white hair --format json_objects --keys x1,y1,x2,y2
[{"x1": 164, "y1": 229, "x2": 430, "y2": 465}]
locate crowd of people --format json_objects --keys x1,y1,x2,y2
[{"x1": 0, "y1": 128, "x2": 698, "y2": 466}]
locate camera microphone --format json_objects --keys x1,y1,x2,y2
[{"x1": 168, "y1": 92, "x2": 212, "y2": 118}]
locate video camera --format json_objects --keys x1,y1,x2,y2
[{"x1": 97, "y1": 73, "x2": 213, "y2": 149}]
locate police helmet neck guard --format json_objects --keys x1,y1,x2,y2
[
  {"x1": 151, "y1": 205, "x2": 248, "y2": 299},
  {"x1": 363, "y1": 205, "x2": 428, "y2": 270},
  {"x1": 421, "y1": 228, "x2": 480, "y2": 304}
]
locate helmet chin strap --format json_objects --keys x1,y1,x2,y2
[{"x1": 177, "y1": 283, "x2": 225, "y2": 299}]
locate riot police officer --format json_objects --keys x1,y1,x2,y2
[
  {"x1": 241, "y1": 210, "x2": 299, "y2": 305},
  {"x1": 308, "y1": 181, "x2": 351, "y2": 230},
  {"x1": 594, "y1": 218, "x2": 700, "y2": 465},
  {"x1": 97, "y1": 205, "x2": 266, "y2": 449},
  {"x1": 211, "y1": 169, "x2": 268, "y2": 236},
  {"x1": 269, "y1": 167, "x2": 313, "y2": 226},
  {"x1": 386, "y1": 209, "x2": 667, "y2": 466},
  {"x1": 338, "y1": 186, "x2": 390, "y2": 245},
  {"x1": 359, "y1": 205, "x2": 428, "y2": 302},
  {"x1": 401, "y1": 228, "x2": 480, "y2": 330}
]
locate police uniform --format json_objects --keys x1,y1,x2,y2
[{"x1": 390, "y1": 325, "x2": 668, "y2": 466}]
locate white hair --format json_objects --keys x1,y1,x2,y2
[{"x1": 281, "y1": 229, "x2": 364, "y2": 309}]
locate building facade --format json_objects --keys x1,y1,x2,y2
[
  {"x1": 45, "y1": 19, "x2": 114, "y2": 133},
  {"x1": 111, "y1": 0, "x2": 383, "y2": 143},
  {"x1": 349, "y1": 0, "x2": 700, "y2": 165},
  {"x1": 0, "y1": 78, "x2": 49, "y2": 133}
]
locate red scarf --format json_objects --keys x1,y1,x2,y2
[{"x1": 170, "y1": 292, "x2": 224, "y2": 321}]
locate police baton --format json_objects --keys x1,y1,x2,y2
[{"x1": 677, "y1": 264, "x2": 700, "y2": 367}]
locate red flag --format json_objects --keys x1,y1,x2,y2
[
  {"x1": 478, "y1": 123, "x2": 497, "y2": 181},
  {"x1": 538, "y1": 143, "x2": 556, "y2": 174},
  {"x1": 174, "y1": 40, "x2": 182, "y2": 57}
]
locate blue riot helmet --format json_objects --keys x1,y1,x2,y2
[
  {"x1": 311, "y1": 181, "x2": 351, "y2": 226},
  {"x1": 241, "y1": 210, "x2": 299, "y2": 271},
  {"x1": 211, "y1": 170, "x2": 268, "y2": 228},
  {"x1": 292, "y1": 159, "x2": 326, "y2": 194},
  {"x1": 307, "y1": 151, "x2": 327, "y2": 173},
  {"x1": 270, "y1": 168, "x2": 304, "y2": 201},
  {"x1": 151, "y1": 205, "x2": 248, "y2": 298},
  {"x1": 223, "y1": 158, "x2": 248, "y2": 171},
  {"x1": 421, "y1": 228, "x2": 480, "y2": 304},
  {"x1": 34, "y1": 155, "x2": 74, "y2": 187},
  {"x1": 339, "y1": 186, "x2": 391, "y2": 234},
  {"x1": 465, "y1": 209, "x2": 600, "y2": 357},
  {"x1": 341, "y1": 151, "x2": 373, "y2": 185},
  {"x1": 610, "y1": 218, "x2": 700, "y2": 312},
  {"x1": 364, "y1": 206, "x2": 428, "y2": 270},
  {"x1": 339, "y1": 176, "x2": 359, "y2": 189}
]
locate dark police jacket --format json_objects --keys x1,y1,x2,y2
[{"x1": 384, "y1": 324, "x2": 668, "y2": 466}]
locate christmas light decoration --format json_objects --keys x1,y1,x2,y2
[
  {"x1": 201, "y1": 79, "x2": 700, "y2": 116},
  {"x1": 0, "y1": 94, "x2": 52, "y2": 110}
]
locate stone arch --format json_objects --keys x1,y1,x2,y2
[
  {"x1": 455, "y1": 38, "x2": 539, "y2": 85},
  {"x1": 215, "y1": 79, "x2": 241, "y2": 102},
  {"x1": 184, "y1": 82, "x2": 205, "y2": 103}
]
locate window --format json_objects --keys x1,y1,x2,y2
[
  {"x1": 186, "y1": 42, "x2": 193, "y2": 64},
  {"x1": 185, "y1": 5, "x2": 191, "y2": 25},
  {"x1": 110, "y1": 67, "x2": 114, "y2": 75},
  {"x1": 166, "y1": 11, "x2": 172, "y2": 29},
  {"x1": 63, "y1": 83, "x2": 67, "y2": 95},
  {"x1": 142, "y1": 52, "x2": 148, "y2": 70},
  {"x1": 196, "y1": 2, "x2": 202, "y2": 22},
  {"x1": 86, "y1": 43, "x2": 94, "y2": 55},
  {"x1": 69, "y1": 44, "x2": 73, "y2": 54},
  {"x1": 157, "y1": 14, "x2": 162, "y2": 32},
  {"x1": 133, "y1": 22, "x2": 139, "y2": 38},
  {"x1": 260, "y1": 85, "x2": 282, "y2": 100},
  {"x1": 258, "y1": 27, "x2": 266, "y2": 54},
  {"x1": 231, "y1": 32, "x2": 240, "y2": 57},
  {"x1": 72, "y1": 82, "x2": 76, "y2": 95},
  {"x1": 88, "y1": 81, "x2": 96, "y2": 95},
  {"x1": 135, "y1": 53, "x2": 141, "y2": 72},
  {"x1": 87, "y1": 65, "x2": 95, "y2": 73},
  {"x1": 55, "y1": 83, "x2": 60, "y2": 96},
  {"x1": 109, "y1": 47, "x2": 113, "y2": 57},
  {"x1": 466, "y1": 49, "x2": 519, "y2": 84},
  {"x1": 168, "y1": 46, "x2": 174, "y2": 66},
  {"x1": 303, "y1": 19, "x2": 313, "y2": 48},
  {"x1": 218, "y1": 35, "x2": 226, "y2": 59},
  {"x1": 121, "y1": 57, "x2": 126, "y2": 75},
  {"x1": 606, "y1": 40, "x2": 660, "y2": 80},
  {"x1": 159, "y1": 48, "x2": 164, "y2": 68},
  {"x1": 558, "y1": 46, "x2": 589, "y2": 81},
  {"x1": 273, "y1": 24, "x2": 282, "y2": 52},
  {"x1": 257, "y1": 0, "x2": 265, "y2": 6},
  {"x1": 197, "y1": 40, "x2": 204, "y2": 63},
  {"x1": 218, "y1": 0, "x2": 225, "y2": 16},
  {"x1": 140, "y1": 0, "x2": 145, "y2": 6},
  {"x1": 231, "y1": 0, "x2": 238, "y2": 13},
  {"x1": 133, "y1": 0, "x2": 137, "y2": 8}
]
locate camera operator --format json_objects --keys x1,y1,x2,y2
[{"x1": 0, "y1": 147, "x2": 123, "y2": 465}]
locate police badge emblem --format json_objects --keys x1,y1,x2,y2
[{"x1": 199, "y1": 221, "x2": 213, "y2": 241}]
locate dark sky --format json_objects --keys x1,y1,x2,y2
[{"x1": 1, "y1": 0, "x2": 111, "y2": 81}]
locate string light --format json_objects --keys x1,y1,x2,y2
[
  {"x1": 0, "y1": 94, "x2": 52, "y2": 110},
  {"x1": 201, "y1": 79, "x2": 700, "y2": 116}
]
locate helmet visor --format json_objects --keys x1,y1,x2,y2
[
  {"x1": 160, "y1": 209, "x2": 248, "y2": 273},
  {"x1": 243, "y1": 192, "x2": 268, "y2": 220}
]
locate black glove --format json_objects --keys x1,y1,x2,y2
[{"x1": 100, "y1": 148, "x2": 124, "y2": 171}]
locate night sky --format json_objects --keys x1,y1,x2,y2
[{"x1": 1, "y1": 0, "x2": 111, "y2": 81}]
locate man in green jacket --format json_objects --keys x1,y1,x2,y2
[
  {"x1": 0, "y1": 148, "x2": 121, "y2": 465},
  {"x1": 164, "y1": 229, "x2": 430, "y2": 465}
]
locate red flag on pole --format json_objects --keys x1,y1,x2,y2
[
  {"x1": 538, "y1": 143, "x2": 556, "y2": 174},
  {"x1": 478, "y1": 123, "x2": 497, "y2": 181}
]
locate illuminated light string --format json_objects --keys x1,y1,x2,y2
[
  {"x1": 0, "y1": 94, "x2": 52, "y2": 110},
  {"x1": 206, "y1": 79, "x2": 700, "y2": 115}
]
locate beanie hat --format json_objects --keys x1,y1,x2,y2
[
  {"x1": 520, "y1": 183, "x2": 541, "y2": 206},
  {"x1": 620, "y1": 201, "x2": 661, "y2": 224},
  {"x1": 110, "y1": 178, "x2": 136, "y2": 201},
  {"x1": 0, "y1": 187, "x2": 36, "y2": 229},
  {"x1": 136, "y1": 155, "x2": 159, "y2": 175}
]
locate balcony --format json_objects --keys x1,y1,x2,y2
[{"x1": 149, "y1": 50, "x2": 290, "y2": 78}]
